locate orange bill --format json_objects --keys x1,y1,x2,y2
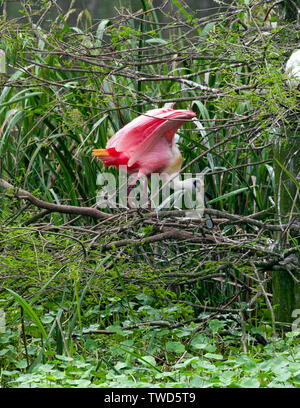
[{"x1": 92, "y1": 148, "x2": 109, "y2": 157}]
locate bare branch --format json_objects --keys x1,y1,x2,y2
[{"x1": 0, "y1": 178, "x2": 109, "y2": 221}]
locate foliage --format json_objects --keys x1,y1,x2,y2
[
  {"x1": 1, "y1": 223, "x2": 300, "y2": 388},
  {"x1": 1, "y1": 201, "x2": 300, "y2": 388},
  {"x1": 1, "y1": 0, "x2": 296, "y2": 213},
  {"x1": 0, "y1": 0, "x2": 300, "y2": 388}
]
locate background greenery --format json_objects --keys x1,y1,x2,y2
[{"x1": 0, "y1": 0, "x2": 299, "y2": 388}]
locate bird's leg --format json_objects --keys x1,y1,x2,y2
[
  {"x1": 127, "y1": 177, "x2": 138, "y2": 196},
  {"x1": 143, "y1": 176, "x2": 151, "y2": 211},
  {"x1": 127, "y1": 171, "x2": 149, "y2": 209},
  {"x1": 127, "y1": 174, "x2": 140, "y2": 209}
]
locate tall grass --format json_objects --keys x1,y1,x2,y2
[
  {"x1": 0, "y1": 2, "x2": 299, "y2": 382},
  {"x1": 0, "y1": 0, "x2": 287, "y2": 226}
]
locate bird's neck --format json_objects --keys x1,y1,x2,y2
[
  {"x1": 163, "y1": 144, "x2": 182, "y2": 175},
  {"x1": 171, "y1": 175, "x2": 195, "y2": 191}
]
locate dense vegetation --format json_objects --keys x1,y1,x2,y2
[{"x1": 0, "y1": 0, "x2": 299, "y2": 388}]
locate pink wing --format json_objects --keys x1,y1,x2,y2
[{"x1": 106, "y1": 108, "x2": 195, "y2": 166}]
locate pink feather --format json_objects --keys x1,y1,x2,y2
[{"x1": 94, "y1": 108, "x2": 196, "y2": 177}]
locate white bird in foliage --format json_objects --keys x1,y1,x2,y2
[{"x1": 285, "y1": 49, "x2": 300, "y2": 88}]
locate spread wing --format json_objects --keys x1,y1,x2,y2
[{"x1": 106, "y1": 108, "x2": 193, "y2": 167}]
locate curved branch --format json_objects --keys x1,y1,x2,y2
[{"x1": 0, "y1": 178, "x2": 110, "y2": 221}]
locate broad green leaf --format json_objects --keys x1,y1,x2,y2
[
  {"x1": 140, "y1": 355, "x2": 156, "y2": 367},
  {"x1": 6, "y1": 289, "x2": 48, "y2": 339},
  {"x1": 239, "y1": 377, "x2": 261, "y2": 388},
  {"x1": 166, "y1": 341, "x2": 185, "y2": 354},
  {"x1": 204, "y1": 352, "x2": 224, "y2": 360},
  {"x1": 208, "y1": 319, "x2": 226, "y2": 332}
]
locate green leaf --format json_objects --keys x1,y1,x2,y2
[
  {"x1": 219, "y1": 371, "x2": 235, "y2": 385},
  {"x1": 204, "y1": 352, "x2": 224, "y2": 360},
  {"x1": 0, "y1": 49, "x2": 6, "y2": 73},
  {"x1": 274, "y1": 158, "x2": 300, "y2": 189},
  {"x1": 0, "y1": 92, "x2": 42, "y2": 108},
  {"x1": 208, "y1": 319, "x2": 226, "y2": 332},
  {"x1": 239, "y1": 377, "x2": 261, "y2": 388},
  {"x1": 199, "y1": 22, "x2": 215, "y2": 41},
  {"x1": 286, "y1": 330, "x2": 300, "y2": 338},
  {"x1": 96, "y1": 19, "x2": 112, "y2": 48},
  {"x1": 89, "y1": 114, "x2": 108, "y2": 144},
  {"x1": 140, "y1": 355, "x2": 156, "y2": 367},
  {"x1": 174, "y1": 357, "x2": 199, "y2": 368},
  {"x1": 166, "y1": 341, "x2": 185, "y2": 354},
  {"x1": 15, "y1": 359, "x2": 28, "y2": 369},
  {"x1": 6, "y1": 289, "x2": 48, "y2": 339},
  {"x1": 190, "y1": 334, "x2": 210, "y2": 350},
  {"x1": 145, "y1": 38, "x2": 168, "y2": 45},
  {"x1": 114, "y1": 362, "x2": 127, "y2": 371},
  {"x1": 106, "y1": 325, "x2": 124, "y2": 335},
  {"x1": 189, "y1": 375, "x2": 205, "y2": 387},
  {"x1": 207, "y1": 187, "x2": 250, "y2": 205},
  {"x1": 57, "y1": 10, "x2": 71, "y2": 33},
  {"x1": 192, "y1": 100, "x2": 210, "y2": 122},
  {"x1": 170, "y1": 0, "x2": 191, "y2": 20}
]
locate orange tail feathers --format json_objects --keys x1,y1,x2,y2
[
  {"x1": 92, "y1": 147, "x2": 130, "y2": 168},
  {"x1": 92, "y1": 148, "x2": 109, "y2": 157}
]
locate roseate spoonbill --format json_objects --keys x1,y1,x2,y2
[
  {"x1": 285, "y1": 49, "x2": 300, "y2": 88},
  {"x1": 92, "y1": 108, "x2": 198, "y2": 206}
]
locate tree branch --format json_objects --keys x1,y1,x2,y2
[{"x1": 0, "y1": 178, "x2": 109, "y2": 221}]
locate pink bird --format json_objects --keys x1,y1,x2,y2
[{"x1": 92, "y1": 107, "x2": 196, "y2": 207}]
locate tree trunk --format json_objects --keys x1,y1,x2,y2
[{"x1": 273, "y1": 122, "x2": 300, "y2": 325}]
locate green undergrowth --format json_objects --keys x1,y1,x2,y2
[
  {"x1": 1, "y1": 324, "x2": 300, "y2": 388},
  {"x1": 1, "y1": 223, "x2": 300, "y2": 388}
]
